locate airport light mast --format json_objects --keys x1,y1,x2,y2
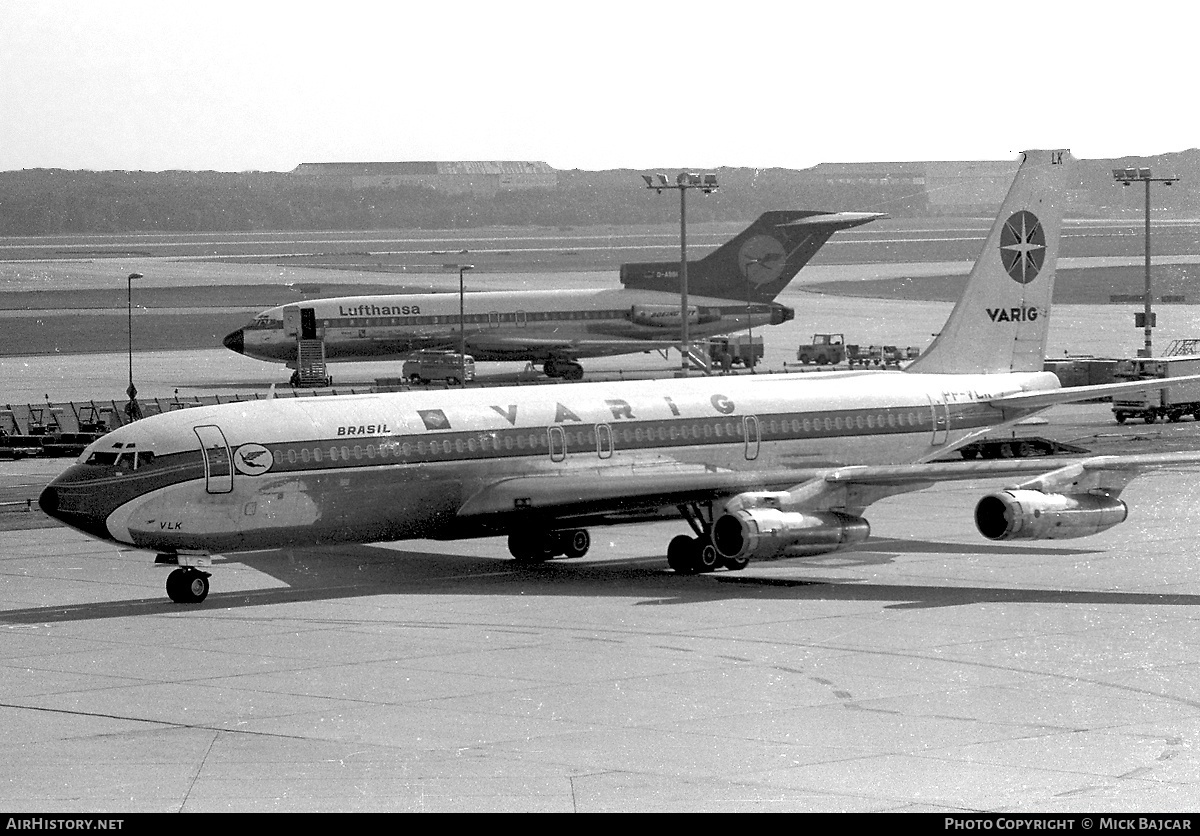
[
  {"x1": 1112, "y1": 167, "x2": 1179, "y2": 357},
  {"x1": 457, "y1": 264, "x2": 474, "y2": 386},
  {"x1": 643, "y1": 172, "x2": 719, "y2": 376},
  {"x1": 125, "y1": 272, "x2": 143, "y2": 420}
]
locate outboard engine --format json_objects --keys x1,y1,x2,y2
[{"x1": 974, "y1": 490, "x2": 1128, "y2": 541}]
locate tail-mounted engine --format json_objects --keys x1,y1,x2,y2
[
  {"x1": 629, "y1": 305, "x2": 720, "y2": 327},
  {"x1": 712, "y1": 507, "x2": 870, "y2": 563},
  {"x1": 974, "y1": 489, "x2": 1128, "y2": 541}
]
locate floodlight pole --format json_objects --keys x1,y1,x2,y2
[
  {"x1": 457, "y1": 264, "x2": 474, "y2": 386},
  {"x1": 643, "y1": 172, "x2": 719, "y2": 376},
  {"x1": 126, "y1": 272, "x2": 143, "y2": 401},
  {"x1": 679, "y1": 185, "x2": 688, "y2": 376},
  {"x1": 1112, "y1": 168, "x2": 1179, "y2": 358}
]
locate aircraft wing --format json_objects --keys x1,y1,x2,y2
[
  {"x1": 456, "y1": 464, "x2": 813, "y2": 523},
  {"x1": 464, "y1": 333, "x2": 676, "y2": 356},
  {"x1": 456, "y1": 452, "x2": 1200, "y2": 526},
  {"x1": 798, "y1": 452, "x2": 1200, "y2": 505}
]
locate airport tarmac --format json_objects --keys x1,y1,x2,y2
[
  {"x1": 6, "y1": 222, "x2": 1200, "y2": 812},
  {"x1": 5, "y1": 402, "x2": 1200, "y2": 812}
]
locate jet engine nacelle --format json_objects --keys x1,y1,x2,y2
[
  {"x1": 629, "y1": 305, "x2": 720, "y2": 327},
  {"x1": 712, "y1": 508, "x2": 870, "y2": 562},
  {"x1": 974, "y1": 489, "x2": 1128, "y2": 541},
  {"x1": 630, "y1": 304, "x2": 700, "y2": 327}
]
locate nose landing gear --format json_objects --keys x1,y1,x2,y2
[{"x1": 165, "y1": 567, "x2": 211, "y2": 603}]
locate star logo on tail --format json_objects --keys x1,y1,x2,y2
[{"x1": 999, "y1": 210, "x2": 1045, "y2": 284}]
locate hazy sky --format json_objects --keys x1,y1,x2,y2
[{"x1": 2, "y1": 0, "x2": 1193, "y2": 172}]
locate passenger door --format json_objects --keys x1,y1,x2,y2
[
  {"x1": 194, "y1": 425, "x2": 233, "y2": 494},
  {"x1": 926, "y1": 394, "x2": 950, "y2": 446},
  {"x1": 743, "y1": 415, "x2": 761, "y2": 461}
]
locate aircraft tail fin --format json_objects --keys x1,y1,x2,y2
[
  {"x1": 620, "y1": 210, "x2": 884, "y2": 302},
  {"x1": 905, "y1": 149, "x2": 1073, "y2": 375}
]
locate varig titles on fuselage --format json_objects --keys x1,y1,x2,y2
[{"x1": 336, "y1": 391, "x2": 742, "y2": 439}]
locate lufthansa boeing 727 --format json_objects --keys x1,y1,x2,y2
[
  {"x1": 221, "y1": 210, "x2": 883, "y2": 380},
  {"x1": 40, "y1": 150, "x2": 1200, "y2": 604}
]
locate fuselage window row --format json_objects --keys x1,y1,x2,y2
[
  {"x1": 310, "y1": 309, "x2": 634, "y2": 332},
  {"x1": 263, "y1": 408, "x2": 949, "y2": 474}
]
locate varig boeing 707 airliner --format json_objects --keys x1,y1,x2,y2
[
  {"x1": 40, "y1": 149, "x2": 1200, "y2": 604},
  {"x1": 222, "y1": 210, "x2": 883, "y2": 380}
]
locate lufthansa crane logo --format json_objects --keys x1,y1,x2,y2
[
  {"x1": 234, "y1": 443, "x2": 274, "y2": 476},
  {"x1": 999, "y1": 210, "x2": 1046, "y2": 284},
  {"x1": 737, "y1": 235, "x2": 788, "y2": 286}
]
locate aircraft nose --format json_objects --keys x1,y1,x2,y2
[
  {"x1": 37, "y1": 484, "x2": 59, "y2": 517},
  {"x1": 223, "y1": 328, "x2": 244, "y2": 354},
  {"x1": 38, "y1": 467, "x2": 123, "y2": 543}
]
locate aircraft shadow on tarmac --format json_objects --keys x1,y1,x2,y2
[{"x1": 1, "y1": 537, "x2": 1196, "y2": 623}]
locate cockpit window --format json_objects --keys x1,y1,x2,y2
[{"x1": 85, "y1": 450, "x2": 155, "y2": 469}]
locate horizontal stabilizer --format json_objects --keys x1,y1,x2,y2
[
  {"x1": 989, "y1": 373, "x2": 1200, "y2": 411},
  {"x1": 778, "y1": 211, "x2": 888, "y2": 228}
]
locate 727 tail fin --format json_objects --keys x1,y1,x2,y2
[
  {"x1": 620, "y1": 210, "x2": 884, "y2": 302},
  {"x1": 906, "y1": 149, "x2": 1073, "y2": 375}
]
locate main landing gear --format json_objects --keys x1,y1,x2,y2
[
  {"x1": 506, "y1": 503, "x2": 748, "y2": 574},
  {"x1": 667, "y1": 502, "x2": 748, "y2": 574},
  {"x1": 508, "y1": 528, "x2": 591, "y2": 563},
  {"x1": 165, "y1": 566, "x2": 211, "y2": 604},
  {"x1": 543, "y1": 357, "x2": 584, "y2": 381}
]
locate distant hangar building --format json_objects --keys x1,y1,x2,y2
[
  {"x1": 803, "y1": 159, "x2": 1021, "y2": 215},
  {"x1": 290, "y1": 161, "x2": 557, "y2": 195}
]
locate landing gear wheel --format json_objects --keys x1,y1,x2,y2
[
  {"x1": 667, "y1": 535, "x2": 697, "y2": 574},
  {"x1": 721, "y1": 553, "x2": 749, "y2": 571},
  {"x1": 166, "y1": 568, "x2": 210, "y2": 604},
  {"x1": 1145, "y1": 412, "x2": 1158, "y2": 424},
  {"x1": 561, "y1": 363, "x2": 583, "y2": 381},
  {"x1": 508, "y1": 531, "x2": 553, "y2": 563},
  {"x1": 563, "y1": 529, "x2": 590, "y2": 558},
  {"x1": 666, "y1": 535, "x2": 719, "y2": 574}
]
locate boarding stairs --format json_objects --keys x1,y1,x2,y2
[
  {"x1": 295, "y1": 338, "x2": 331, "y2": 387},
  {"x1": 1162, "y1": 339, "x2": 1200, "y2": 357},
  {"x1": 683, "y1": 343, "x2": 713, "y2": 374}
]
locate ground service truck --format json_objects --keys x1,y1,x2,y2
[{"x1": 1112, "y1": 355, "x2": 1200, "y2": 424}]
